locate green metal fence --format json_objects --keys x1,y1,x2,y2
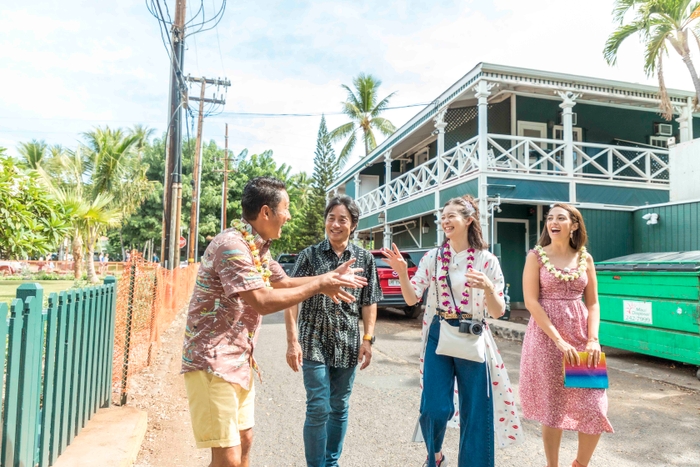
[{"x1": 1, "y1": 276, "x2": 117, "y2": 467}]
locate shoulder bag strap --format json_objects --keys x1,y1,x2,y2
[{"x1": 439, "y1": 246, "x2": 460, "y2": 311}]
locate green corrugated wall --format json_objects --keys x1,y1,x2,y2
[
  {"x1": 579, "y1": 209, "x2": 634, "y2": 261},
  {"x1": 634, "y1": 201, "x2": 700, "y2": 252}
]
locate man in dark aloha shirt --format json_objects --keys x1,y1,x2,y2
[
  {"x1": 285, "y1": 196, "x2": 383, "y2": 467},
  {"x1": 181, "y1": 177, "x2": 368, "y2": 467}
]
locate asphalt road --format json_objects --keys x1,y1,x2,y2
[{"x1": 133, "y1": 307, "x2": 700, "y2": 467}]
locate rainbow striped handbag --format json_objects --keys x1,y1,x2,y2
[{"x1": 563, "y1": 352, "x2": 609, "y2": 389}]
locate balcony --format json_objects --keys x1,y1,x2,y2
[{"x1": 355, "y1": 134, "x2": 669, "y2": 215}]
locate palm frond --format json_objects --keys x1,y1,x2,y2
[
  {"x1": 336, "y1": 131, "x2": 357, "y2": 169},
  {"x1": 341, "y1": 101, "x2": 363, "y2": 120},
  {"x1": 371, "y1": 92, "x2": 398, "y2": 117},
  {"x1": 604, "y1": 21, "x2": 649, "y2": 65},
  {"x1": 612, "y1": 0, "x2": 642, "y2": 24},
  {"x1": 644, "y1": 23, "x2": 673, "y2": 75},
  {"x1": 370, "y1": 117, "x2": 397, "y2": 137},
  {"x1": 364, "y1": 129, "x2": 378, "y2": 154},
  {"x1": 341, "y1": 84, "x2": 362, "y2": 110},
  {"x1": 329, "y1": 122, "x2": 356, "y2": 143}
]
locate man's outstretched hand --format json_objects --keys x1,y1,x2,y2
[{"x1": 319, "y1": 258, "x2": 368, "y2": 303}]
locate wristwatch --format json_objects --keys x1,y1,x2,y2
[{"x1": 363, "y1": 334, "x2": 375, "y2": 345}]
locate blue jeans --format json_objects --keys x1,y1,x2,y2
[
  {"x1": 302, "y1": 359, "x2": 358, "y2": 467},
  {"x1": 420, "y1": 316, "x2": 494, "y2": 467}
]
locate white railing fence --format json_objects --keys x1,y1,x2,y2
[
  {"x1": 573, "y1": 142, "x2": 669, "y2": 184},
  {"x1": 355, "y1": 134, "x2": 670, "y2": 214}
]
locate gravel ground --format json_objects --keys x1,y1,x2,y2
[{"x1": 132, "y1": 308, "x2": 700, "y2": 467}]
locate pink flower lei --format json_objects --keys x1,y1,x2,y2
[{"x1": 438, "y1": 241, "x2": 475, "y2": 314}]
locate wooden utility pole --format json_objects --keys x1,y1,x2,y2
[
  {"x1": 162, "y1": 0, "x2": 187, "y2": 270},
  {"x1": 222, "y1": 123, "x2": 229, "y2": 231},
  {"x1": 186, "y1": 76, "x2": 230, "y2": 263}
]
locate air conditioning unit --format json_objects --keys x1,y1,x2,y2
[
  {"x1": 654, "y1": 123, "x2": 673, "y2": 136},
  {"x1": 649, "y1": 136, "x2": 669, "y2": 148},
  {"x1": 558, "y1": 112, "x2": 578, "y2": 126}
]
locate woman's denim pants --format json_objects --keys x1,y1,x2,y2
[
  {"x1": 420, "y1": 315, "x2": 494, "y2": 467},
  {"x1": 302, "y1": 359, "x2": 357, "y2": 467}
]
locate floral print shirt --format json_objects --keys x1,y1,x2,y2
[
  {"x1": 409, "y1": 245, "x2": 524, "y2": 448},
  {"x1": 181, "y1": 220, "x2": 286, "y2": 390}
]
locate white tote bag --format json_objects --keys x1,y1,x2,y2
[{"x1": 435, "y1": 319, "x2": 486, "y2": 363}]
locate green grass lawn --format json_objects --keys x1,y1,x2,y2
[{"x1": 0, "y1": 280, "x2": 76, "y2": 306}]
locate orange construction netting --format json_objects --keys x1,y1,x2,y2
[{"x1": 111, "y1": 252, "x2": 198, "y2": 404}]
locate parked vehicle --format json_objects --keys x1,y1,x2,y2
[
  {"x1": 371, "y1": 250, "x2": 423, "y2": 318},
  {"x1": 276, "y1": 253, "x2": 299, "y2": 275}
]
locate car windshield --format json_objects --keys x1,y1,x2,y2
[
  {"x1": 277, "y1": 254, "x2": 297, "y2": 263},
  {"x1": 373, "y1": 254, "x2": 416, "y2": 269}
]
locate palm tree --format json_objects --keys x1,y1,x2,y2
[
  {"x1": 604, "y1": 0, "x2": 700, "y2": 119},
  {"x1": 129, "y1": 124, "x2": 156, "y2": 161},
  {"x1": 329, "y1": 74, "x2": 397, "y2": 168},
  {"x1": 18, "y1": 139, "x2": 48, "y2": 169},
  {"x1": 38, "y1": 127, "x2": 151, "y2": 281}
]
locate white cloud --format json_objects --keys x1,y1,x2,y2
[{"x1": 1, "y1": 0, "x2": 696, "y2": 176}]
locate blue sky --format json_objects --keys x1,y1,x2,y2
[{"x1": 1, "y1": 0, "x2": 695, "y2": 174}]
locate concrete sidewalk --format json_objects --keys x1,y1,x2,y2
[{"x1": 54, "y1": 406, "x2": 147, "y2": 467}]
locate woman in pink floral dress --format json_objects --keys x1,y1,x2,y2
[{"x1": 520, "y1": 203, "x2": 613, "y2": 467}]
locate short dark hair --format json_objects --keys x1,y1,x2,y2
[
  {"x1": 324, "y1": 196, "x2": 360, "y2": 233},
  {"x1": 241, "y1": 177, "x2": 287, "y2": 221}
]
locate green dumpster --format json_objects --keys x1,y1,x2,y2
[{"x1": 596, "y1": 251, "x2": 700, "y2": 380}]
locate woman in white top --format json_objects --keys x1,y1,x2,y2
[{"x1": 382, "y1": 196, "x2": 523, "y2": 467}]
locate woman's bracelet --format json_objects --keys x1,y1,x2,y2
[{"x1": 587, "y1": 337, "x2": 599, "y2": 342}]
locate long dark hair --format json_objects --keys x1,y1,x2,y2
[
  {"x1": 537, "y1": 203, "x2": 588, "y2": 250},
  {"x1": 443, "y1": 195, "x2": 488, "y2": 250}
]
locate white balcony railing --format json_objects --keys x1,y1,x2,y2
[
  {"x1": 356, "y1": 134, "x2": 670, "y2": 214},
  {"x1": 573, "y1": 142, "x2": 669, "y2": 184}
]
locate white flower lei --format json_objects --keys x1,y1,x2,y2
[
  {"x1": 535, "y1": 245, "x2": 587, "y2": 281},
  {"x1": 232, "y1": 219, "x2": 273, "y2": 288}
]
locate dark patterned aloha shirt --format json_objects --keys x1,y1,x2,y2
[
  {"x1": 181, "y1": 220, "x2": 286, "y2": 390},
  {"x1": 292, "y1": 239, "x2": 382, "y2": 368}
]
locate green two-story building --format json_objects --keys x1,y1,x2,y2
[{"x1": 327, "y1": 63, "x2": 699, "y2": 305}]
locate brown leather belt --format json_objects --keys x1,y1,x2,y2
[{"x1": 438, "y1": 311, "x2": 472, "y2": 320}]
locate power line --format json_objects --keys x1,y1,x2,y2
[
  {"x1": 214, "y1": 102, "x2": 431, "y2": 119},
  {"x1": 212, "y1": 0, "x2": 227, "y2": 78}
]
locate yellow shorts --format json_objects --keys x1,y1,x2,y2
[{"x1": 183, "y1": 370, "x2": 255, "y2": 448}]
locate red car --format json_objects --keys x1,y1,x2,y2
[{"x1": 371, "y1": 250, "x2": 423, "y2": 318}]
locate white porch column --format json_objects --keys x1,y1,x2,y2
[
  {"x1": 353, "y1": 173, "x2": 360, "y2": 200},
  {"x1": 475, "y1": 80, "x2": 493, "y2": 238},
  {"x1": 677, "y1": 97, "x2": 694, "y2": 143},
  {"x1": 384, "y1": 150, "x2": 392, "y2": 206},
  {"x1": 434, "y1": 108, "x2": 448, "y2": 182},
  {"x1": 383, "y1": 222, "x2": 392, "y2": 249},
  {"x1": 434, "y1": 109, "x2": 448, "y2": 246},
  {"x1": 557, "y1": 91, "x2": 580, "y2": 202}
]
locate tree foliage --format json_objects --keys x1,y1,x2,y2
[
  {"x1": 329, "y1": 73, "x2": 397, "y2": 168},
  {"x1": 296, "y1": 116, "x2": 339, "y2": 246},
  {"x1": 30, "y1": 127, "x2": 152, "y2": 281},
  {"x1": 0, "y1": 153, "x2": 70, "y2": 259},
  {"x1": 604, "y1": 0, "x2": 700, "y2": 118}
]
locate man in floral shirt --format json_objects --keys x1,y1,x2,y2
[{"x1": 182, "y1": 177, "x2": 367, "y2": 467}]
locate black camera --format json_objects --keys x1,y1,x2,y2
[{"x1": 459, "y1": 318, "x2": 484, "y2": 335}]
